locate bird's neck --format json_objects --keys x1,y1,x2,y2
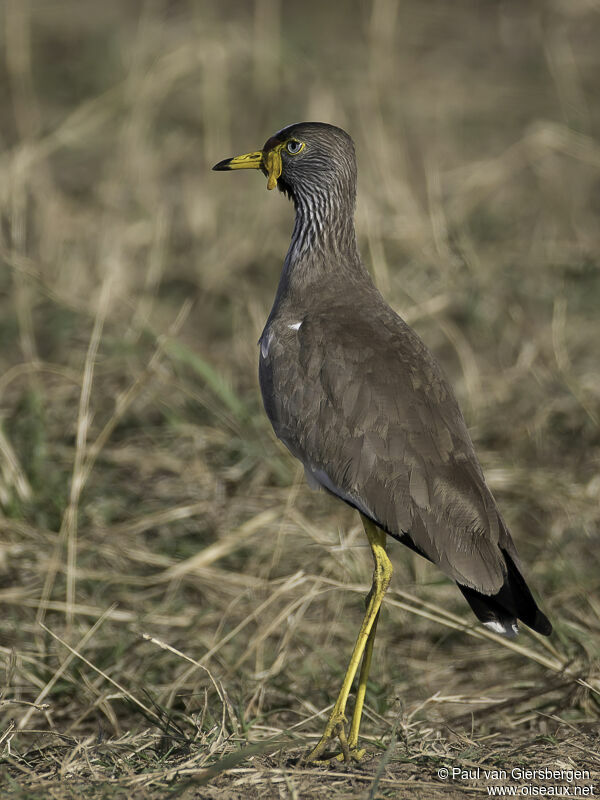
[
  {"x1": 289, "y1": 188, "x2": 357, "y2": 259},
  {"x1": 276, "y1": 189, "x2": 368, "y2": 303}
]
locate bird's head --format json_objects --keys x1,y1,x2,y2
[{"x1": 213, "y1": 122, "x2": 357, "y2": 206}]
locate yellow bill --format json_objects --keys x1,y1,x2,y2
[{"x1": 212, "y1": 145, "x2": 283, "y2": 191}]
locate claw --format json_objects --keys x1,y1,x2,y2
[
  {"x1": 306, "y1": 712, "x2": 367, "y2": 764},
  {"x1": 305, "y1": 711, "x2": 348, "y2": 763},
  {"x1": 337, "y1": 723, "x2": 351, "y2": 763},
  {"x1": 335, "y1": 747, "x2": 365, "y2": 763}
]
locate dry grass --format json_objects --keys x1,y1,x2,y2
[{"x1": 1, "y1": 0, "x2": 600, "y2": 797}]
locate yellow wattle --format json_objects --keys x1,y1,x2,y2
[{"x1": 264, "y1": 146, "x2": 283, "y2": 190}]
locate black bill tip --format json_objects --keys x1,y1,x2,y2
[{"x1": 212, "y1": 158, "x2": 233, "y2": 171}]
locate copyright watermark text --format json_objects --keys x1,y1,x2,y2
[{"x1": 436, "y1": 766, "x2": 595, "y2": 796}]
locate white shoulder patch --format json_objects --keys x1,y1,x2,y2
[
  {"x1": 288, "y1": 321, "x2": 302, "y2": 330},
  {"x1": 260, "y1": 329, "x2": 273, "y2": 359}
]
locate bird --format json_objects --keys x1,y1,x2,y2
[{"x1": 213, "y1": 122, "x2": 552, "y2": 764}]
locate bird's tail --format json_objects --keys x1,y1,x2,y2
[{"x1": 457, "y1": 549, "x2": 552, "y2": 638}]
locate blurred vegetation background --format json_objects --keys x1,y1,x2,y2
[{"x1": 0, "y1": 0, "x2": 599, "y2": 797}]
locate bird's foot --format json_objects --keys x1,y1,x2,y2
[{"x1": 306, "y1": 713, "x2": 365, "y2": 764}]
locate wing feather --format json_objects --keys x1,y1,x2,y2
[{"x1": 260, "y1": 299, "x2": 508, "y2": 593}]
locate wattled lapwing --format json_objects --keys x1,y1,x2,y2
[{"x1": 213, "y1": 122, "x2": 551, "y2": 763}]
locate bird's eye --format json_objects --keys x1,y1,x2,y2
[{"x1": 286, "y1": 140, "x2": 304, "y2": 155}]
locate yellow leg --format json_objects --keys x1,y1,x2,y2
[
  {"x1": 306, "y1": 514, "x2": 392, "y2": 763},
  {"x1": 347, "y1": 607, "x2": 380, "y2": 752}
]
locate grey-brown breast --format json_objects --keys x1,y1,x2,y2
[{"x1": 259, "y1": 285, "x2": 520, "y2": 596}]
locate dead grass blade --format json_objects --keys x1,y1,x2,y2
[
  {"x1": 39, "y1": 620, "x2": 162, "y2": 726},
  {"x1": 141, "y1": 633, "x2": 236, "y2": 748},
  {"x1": 17, "y1": 606, "x2": 115, "y2": 731},
  {"x1": 66, "y1": 276, "x2": 112, "y2": 623},
  {"x1": 160, "y1": 508, "x2": 279, "y2": 580}
]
